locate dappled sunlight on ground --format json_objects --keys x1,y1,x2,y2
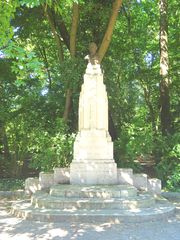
[
  {"x1": 0, "y1": 198, "x2": 179, "y2": 240},
  {"x1": 48, "y1": 228, "x2": 69, "y2": 238}
]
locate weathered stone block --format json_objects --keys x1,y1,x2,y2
[
  {"x1": 133, "y1": 174, "x2": 148, "y2": 191},
  {"x1": 39, "y1": 172, "x2": 54, "y2": 190},
  {"x1": 53, "y1": 168, "x2": 70, "y2": 184},
  {"x1": 148, "y1": 178, "x2": 161, "y2": 194},
  {"x1": 73, "y1": 130, "x2": 114, "y2": 160},
  {"x1": 70, "y1": 160, "x2": 117, "y2": 184},
  {"x1": 25, "y1": 177, "x2": 40, "y2": 195},
  {"x1": 117, "y1": 168, "x2": 133, "y2": 185}
]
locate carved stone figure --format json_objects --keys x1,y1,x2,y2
[
  {"x1": 70, "y1": 45, "x2": 117, "y2": 184},
  {"x1": 85, "y1": 42, "x2": 99, "y2": 65}
]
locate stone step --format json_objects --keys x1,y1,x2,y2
[
  {"x1": 11, "y1": 199, "x2": 175, "y2": 223},
  {"x1": 31, "y1": 192, "x2": 155, "y2": 210},
  {"x1": 49, "y1": 184, "x2": 138, "y2": 199}
]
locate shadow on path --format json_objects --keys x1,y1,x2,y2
[{"x1": 0, "y1": 198, "x2": 179, "y2": 240}]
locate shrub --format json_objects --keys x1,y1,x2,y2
[
  {"x1": 166, "y1": 164, "x2": 180, "y2": 192},
  {"x1": 0, "y1": 178, "x2": 25, "y2": 191},
  {"x1": 29, "y1": 131, "x2": 75, "y2": 172},
  {"x1": 155, "y1": 133, "x2": 180, "y2": 190}
]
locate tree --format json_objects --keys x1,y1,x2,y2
[
  {"x1": 0, "y1": 0, "x2": 179, "y2": 187},
  {"x1": 0, "y1": 0, "x2": 19, "y2": 47},
  {"x1": 159, "y1": 0, "x2": 171, "y2": 135},
  {"x1": 56, "y1": 0, "x2": 123, "y2": 122},
  {"x1": 39, "y1": 0, "x2": 123, "y2": 123},
  {"x1": 98, "y1": 0, "x2": 123, "y2": 62}
]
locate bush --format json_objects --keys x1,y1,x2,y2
[
  {"x1": 155, "y1": 133, "x2": 180, "y2": 190},
  {"x1": 114, "y1": 121, "x2": 153, "y2": 173},
  {"x1": 29, "y1": 131, "x2": 75, "y2": 172},
  {"x1": 27, "y1": 119, "x2": 76, "y2": 172},
  {"x1": 166, "y1": 164, "x2": 180, "y2": 192},
  {"x1": 0, "y1": 178, "x2": 25, "y2": 191}
]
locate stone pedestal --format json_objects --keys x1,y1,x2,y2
[
  {"x1": 39, "y1": 172, "x2": 54, "y2": 190},
  {"x1": 117, "y1": 168, "x2": 133, "y2": 185},
  {"x1": 54, "y1": 168, "x2": 70, "y2": 184},
  {"x1": 133, "y1": 174, "x2": 148, "y2": 191},
  {"x1": 70, "y1": 64, "x2": 117, "y2": 184}
]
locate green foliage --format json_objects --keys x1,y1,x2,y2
[
  {"x1": 59, "y1": 58, "x2": 85, "y2": 90},
  {"x1": 114, "y1": 107, "x2": 153, "y2": 172},
  {"x1": 156, "y1": 133, "x2": 180, "y2": 189},
  {"x1": 166, "y1": 164, "x2": 180, "y2": 192},
  {"x1": 0, "y1": 178, "x2": 24, "y2": 191},
  {"x1": 20, "y1": 0, "x2": 44, "y2": 8},
  {"x1": 4, "y1": 41, "x2": 45, "y2": 85},
  {"x1": 0, "y1": 0, "x2": 179, "y2": 185},
  {"x1": 0, "y1": 0, "x2": 19, "y2": 46},
  {"x1": 29, "y1": 121, "x2": 75, "y2": 172}
]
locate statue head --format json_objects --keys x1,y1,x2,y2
[
  {"x1": 85, "y1": 42, "x2": 99, "y2": 65},
  {"x1": 89, "y1": 42, "x2": 98, "y2": 56}
]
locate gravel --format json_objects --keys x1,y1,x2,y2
[{"x1": 0, "y1": 193, "x2": 179, "y2": 240}]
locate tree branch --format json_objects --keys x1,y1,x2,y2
[
  {"x1": 63, "y1": 3, "x2": 79, "y2": 122},
  {"x1": 43, "y1": 6, "x2": 64, "y2": 62},
  {"x1": 41, "y1": 46, "x2": 52, "y2": 89},
  {"x1": 98, "y1": 0, "x2": 123, "y2": 63},
  {"x1": 70, "y1": 3, "x2": 79, "y2": 57},
  {"x1": 55, "y1": 12, "x2": 70, "y2": 51}
]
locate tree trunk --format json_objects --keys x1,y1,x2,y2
[
  {"x1": 38, "y1": 45, "x2": 52, "y2": 89},
  {"x1": 70, "y1": 3, "x2": 79, "y2": 58},
  {"x1": 63, "y1": 3, "x2": 79, "y2": 122},
  {"x1": 44, "y1": 7, "x2": 64, "y2": 62},
  {"x1": 142, "y1": 86, "x2": 161, "y2": 163},
  {"x1": 0, "y1": 125, "x2": 11, "y2": 162},
  {"x1": 63, "y1": 88, "x2": 73, "y2": 122},
  {"x1": 143, "y1": 86, "x2": 158, "y2": 137},
  {"x1": 55, "y1": 13, "x2": 70, "y2": 50},
  {"x1": 98, "y1": 0, "x2": 123, "y2": 62},
  {"x1": 159, "y1": 0, "x2": 171, "y2": 135},
  {"x1": 109, "y1": 110, "x2": 117, "y2": 141}
]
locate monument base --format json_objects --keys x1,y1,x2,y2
[
  {"x1": 12, "y1": 183, "x2": 175, "y2": 223},
  {"x1": 70, "y1": 160, "x2": 117, "y2": 184},
  {"x1": 70, "y1": 129, "x2": 117, "y2": 184}
]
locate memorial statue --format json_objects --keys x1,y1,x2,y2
[
  {"x1": 85, "y1": 42, "x2": 99, "y2": 65},
  {"x1": 70, "y1": 42, "x2": 117, "y2": 185}
]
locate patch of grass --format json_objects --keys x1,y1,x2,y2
[{"x1": 0, "y1": 178, "x2": 25, "y2": 191}]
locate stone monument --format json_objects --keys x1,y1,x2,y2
[
  {"x1": 12, "y1": 44, "x2": 174, "y2": 223},
  {"x1": 70, "y1": 43, "x2": 117, "y2": 184}
]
